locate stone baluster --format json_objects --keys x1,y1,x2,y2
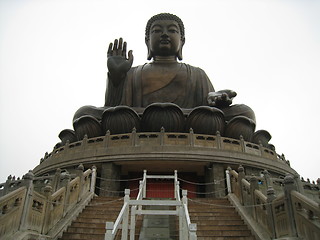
[
  {"x1": 41, "y1": 183, "x2": 53, "y2": 234},
  {"x1": 283, "y1": 174, "x2": 298, "y2": 237},
  {"x1": 262, "y1": 169, "x2": 271, "y2": 188},
  {"x1": 3, "y1": 175, "x2": 12, "y2": 196},
  {"x1": 249, "y1": 175, "x2": 258, "y2": 219},
  {"x1": 82, "y1": 134, "x2": 88, "y2": 149},
  {"x1": 104, "y1": 130, "x2": 110, "y2": 148},
  {"x1": 216, "y1": 131, "x2": 222, "y2": 149},
  {"x1": 189, "y1": 128, "x2": 194, "y2": 146},
  {"x1": 61, "y1": 171, "x2": 71, "y2": 217},
  {"x1": 239, "y1": 135, "x2": 245, "y2": 152},
  {"x1": 52, "y1": 168, "x2": 61, "y2": 192},
  {"x1": 19, "y1": 170, "x2": 34, "y2": 231},
  {"x1": 131, "y1": 127, "x2": 137, "y2": 146},
  {"x1": 76, "y1": 164, "x2": 84, "y2": 201},
  {"x1": 160, "y1": 127, "x2": 165, "y2": 146},
  {"x1": 266, "y1": 186, "x2": 276, "y2": 239},
  {"x1": 238, "y1": 165, "x2": 245, "y2": 205}
]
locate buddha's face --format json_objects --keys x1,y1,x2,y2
[{"x1": 147, "y1": 20, "x2": 184, "y2": 59}]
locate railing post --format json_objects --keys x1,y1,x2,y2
[
  {"x1": 121, "y1": 189, "x2": 130, "y2": 240},
  {"x1": 90, "y1": 165, "x2": 97, "y2": 193},
  {"x1": 52, "y1": 168, "x2": 61, "y2": 192},
  {"x1": 262, "y1": 169, "x2": 271, "y2": 188},
  {"x1": 239, "y1": 135, "x2": 246, "y2": 152},
  {"x1": 216, "y1": 131, "x2": 222, "y2": 149},
  {"x1": 160, "y1": 127, "x2": 165, "y2": 146},
  {"x1": 3, "y1": 175, "x2": 13, "y2": 196},
  {"x1": 283, "y1": 175, "x2": 298, "y2": 237},
  {"x1": 249, "y1": 175, "x2": 258, "y2": 219},
  {"x1": 189, "y1": 223, "x2": 197, "y2": 240},
  {"x1": 225, "y1": 167, "x2": 232, "y2": 194},
  {"x1": 41, "y1": 183, "x2": 53, "y2": 234},
  {"x1": 182, "y1": 190, "x2": 188, "y2": 206},
  {"x1": 138, "y1": 180, "x2": 143, "y2": 211},
  {"x1": 61, "y1": 172, "x2": 71, "y2": 217},
  {"x1": 104, "y1": 130, "x2": 110, "y2": 148},
  {"x1": 143, "y1": 170, "x2": 147, "y2": 198},
  {"x1": 179, "y1": 206, "x2": 186, "y2": 240},
  {"x1": 130, "y1": 206, "x2": 136, "y2": 240},
  {"x1": 19, "y1": 170, "x2": 34, "y2": 231},
  {"x1": 76, "y1": 164, "x2": 85, "y2": 201},
  {"x1": 238, "y1": 165, "x2": 245, "y2": 204},
  {"x1": 105, "y1": 222, "x2": 114, "y2": 240},
  {"x1": 131, "y1": 127, "x2": 138, "y2": 146},
  {"x1": 189, "y1": 128, "x2": 194, "y2": 146},
  {"x1": 182, "y1": 190, "x2": 188, "y2": 240},
  {"x1": 266, "y1": 186, "x2": 277, "y2": 239}
]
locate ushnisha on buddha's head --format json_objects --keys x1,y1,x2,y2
[{"x1": 145, "y1": 13, "x2": 185, "y2": 61}]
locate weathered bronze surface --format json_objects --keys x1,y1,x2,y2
[{"x1": 63, "y1": 13, "x2": 271, "y2": 147}]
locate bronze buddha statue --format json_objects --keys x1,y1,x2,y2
[{"x1": 59, "y1": 13, "x2": 271, "y2": 148}]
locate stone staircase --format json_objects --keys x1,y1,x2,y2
[
  {"x1": 188, "y1": 198, "x2": 255, "y2": 240},
  {"x1": 58, "y1": 196, "x2": 141, "y2": 240},
  {"x1": 59, "y1": 196, "x2": 255, "y2": 240}
]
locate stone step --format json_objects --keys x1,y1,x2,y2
[
  {"x1": 70, "y1": 220, "x2": 143, "y2": 229},
  {"x1": 197, "y1": 237, "x2": 255, "y2": 240},
  {"x1": 189, "y1": 212, "x2": 240, "y2": 217},
  {"x1": 76, "y1": 213, "x2": 119, "y2": 219},
  {"x1": 192, "y1": 219, "x2": 245, "y2": 225},
  {"x1": 59, "y1": 232, "x2": 105, "y2": 240},
  {"x1": 197, "y1": 225, "x2": 249, "y2": 231},
  {"x1": 197, "y1": 230, "x2": 252, "y2": 237},
  {"x1": 59, "y1": 196, "x2": 256, "y2": 240}
]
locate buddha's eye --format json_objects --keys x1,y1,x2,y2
[
  {"x1": 152, "y1": 29, "x2": 162, "y2": 34},
  {"x1": 168, "y1": 29, "x2": 178, "y2": 33}
]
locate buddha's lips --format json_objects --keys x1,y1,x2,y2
[{"x1": 160, "y1": 39, "x2": 170, "y2": 44}]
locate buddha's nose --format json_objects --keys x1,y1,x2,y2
[{"x1": 161, "y1": 31, "x2": 169, "y2": 38}]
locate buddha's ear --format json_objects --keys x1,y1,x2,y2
[
  {"x1": 145, "y1": 37, "x2": 153, "y2": 60},
  {"x1": 177, "y1": 37, "x2": 185, "y2": 61}
]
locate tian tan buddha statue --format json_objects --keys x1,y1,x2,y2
[{"x1": 58, "y1": 13, "x2": 273, "y2": 149}]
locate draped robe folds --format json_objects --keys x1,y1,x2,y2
[{"x1": 105, "y1": 63, "x2": 214, "y2": 109}]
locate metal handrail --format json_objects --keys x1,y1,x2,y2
[{"x1": 105, "y1": 170, "x2": 197, "y2": 240}]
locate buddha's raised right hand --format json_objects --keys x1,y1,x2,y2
[{"x1": 107, "y1": 38, "x2": 134, "y2": 82}]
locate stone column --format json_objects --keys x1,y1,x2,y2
[
  {"x1": 100, "y1": 162, "x2": 121, "y2": 197},
  {"x1": 205, "y1": 163, "x2": 226, "y2": 198}
]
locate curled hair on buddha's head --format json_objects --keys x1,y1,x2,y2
[
  {"x1": 145, "y1": 13, "x2": 185, "y2": 60},
  {"x1": 145, "y1": 13, "x2": 185, "y2": 41}
]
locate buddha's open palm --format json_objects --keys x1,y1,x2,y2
[{"x1": 107, "y1": 38, "x2": 133, "y2": 78}]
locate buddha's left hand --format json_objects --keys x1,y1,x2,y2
[{"x1": 207, "y1": 90, "x2": 237, "y2": 107}]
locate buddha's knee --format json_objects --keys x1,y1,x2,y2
[
  {"x1": 221, "y1": 104, "x2": 256, "y2": 141},
  {"x1": 73, "y1": 105, "x2": 105, "y2": 122},
  {"x1": 221, "y1": 104, "x2": 256, "y2": 123},
  {"x1": 72, "y1": 106, "x2": 105, "y2": 140}
]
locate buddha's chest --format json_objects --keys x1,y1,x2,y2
[{"x1": 141, "y1": 64, "x2": 187, "y2": 95}]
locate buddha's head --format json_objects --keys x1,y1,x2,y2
[{"x1": 145, "y1": 13, "x2": 185, "y2": 61}]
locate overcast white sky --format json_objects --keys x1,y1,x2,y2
[{"x1": 0, "y1": 0, "x2": 319, "y2": 183}]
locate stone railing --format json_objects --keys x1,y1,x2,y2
[
  {"x1": 226, "y1": 166, "x2": 320, "y2": 240},
  {"x1": 0, "y1": 165, "x2": 97, "y2": 240},
  {"x1": 241, "y1": 171, "x2": 320, "y2": 204},
  {"x1": 42, "y1": 129, "x2": 279, "y2": 162}
]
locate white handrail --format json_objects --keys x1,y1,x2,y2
[
  {"x1": 105, "y1": 170, "x2": 197, "y2": 240},
  {"x1": 112, "y1": 202, "x2": 128, "y2": 236}
]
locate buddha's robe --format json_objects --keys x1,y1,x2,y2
[
  {"x1": 74, "y1": 63, "x2": 255, "y2": 123},
  {"x1": 105, "y1": 63, "x2": 214, "y2": 109}
]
